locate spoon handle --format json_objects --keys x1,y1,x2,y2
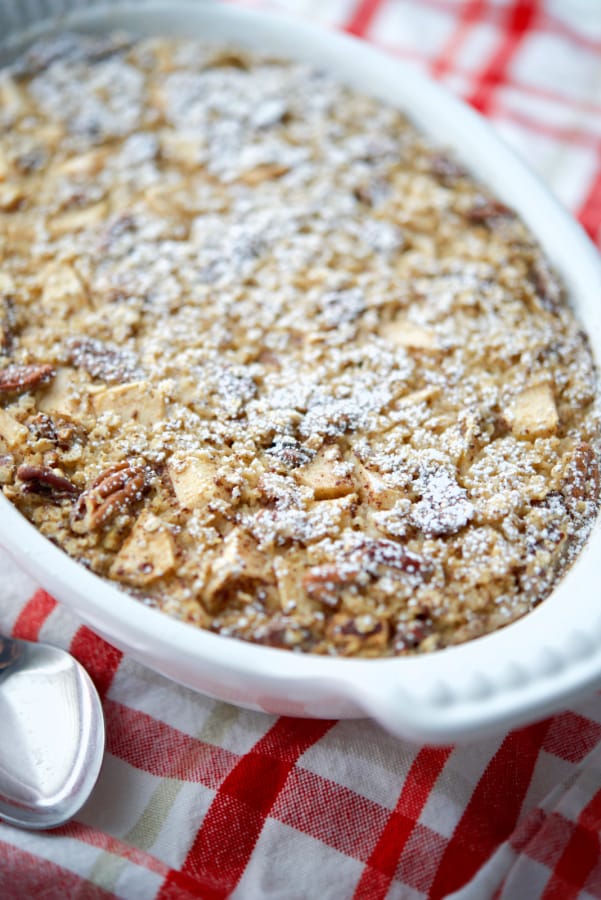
[{"x1": 0, "y1": 634, "x2": 21, "y2": 671}]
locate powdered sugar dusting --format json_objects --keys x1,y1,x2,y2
[
  {"x1": 0, "y1": 33, "x2": 598, "y2": 658},
  {"x1": 411, "y1": 469, "x2": 474, "y2": 537}
]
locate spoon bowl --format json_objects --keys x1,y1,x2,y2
[{"x1": 0, "y1": 635, "x2": 105, "y2": 830}]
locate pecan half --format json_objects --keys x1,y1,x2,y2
[
  {"x1": 70, "y1": 461, "x2": 149, "y2": 533},
  {"x1": 67, "y1": 337, "x2": 142, "y2": 384},
  {"x1": 0, "y1": 363, "x2": 55, "y2": 396},
  {"x1": 17, "y1": 464, "x2": 79, "y2": 500},
  {"x1": 465, "y1": 198, "x2": 515, "y2": 228},
  {"x1": 304, "y1": 537, "x2": 429, "y2": 608}
]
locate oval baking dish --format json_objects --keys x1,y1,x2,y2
[{"x1": 0, "y1": 0, "x2": 600, "y2": 743}]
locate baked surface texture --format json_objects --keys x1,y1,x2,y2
[{"x1": 0, "y1": 34, "x2": 599, "y2": 656}]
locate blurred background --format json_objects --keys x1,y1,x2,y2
[{"x1": 225, "y1": 0, "x2": 601, "y2": 248}]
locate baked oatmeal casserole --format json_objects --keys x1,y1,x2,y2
[{"x1": 0, "y1": 33, "x2": 598, "y2": 658}]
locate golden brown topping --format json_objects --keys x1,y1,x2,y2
[{"x1": 0, "y1": 33, "x2": 597, "y2": 658}]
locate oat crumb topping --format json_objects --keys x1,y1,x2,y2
[{"x1": 0, "y1": 33, "x2": 599, "y2": 656}]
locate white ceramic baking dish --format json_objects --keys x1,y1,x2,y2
[{"x1": 1, "y1": 0, "x2": 600, "y2": 744}]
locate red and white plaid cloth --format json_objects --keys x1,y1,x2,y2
[{"x1": 1, "y1": 1, "x2": 601, "y2": 897}]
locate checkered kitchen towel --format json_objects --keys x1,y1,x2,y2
[{"x1": 2, "y1": 0, "x2": 601, "y2": 897}]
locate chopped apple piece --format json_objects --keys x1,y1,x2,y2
[
  {"x1": 204, "y1": 528, "x2": 267, "y2": 611},
  {"x1": 56, "y1": 149, "x2": 106, "y2": 177},
  {"x1": 356, "y1": 463, "x2": 399, "y2": 510},
  {"x1": 273, "y1": 555, "x2": 313, "y2": 615},
  {"x1": 396, "y1": 386, "x2": 440, "y2": 408},
  {"x1": 0, "y1": 184, "x2": 23, "y2": 212},
  {"x1": 160, "y1": 132, "x2": 202, "y2": 169},
  {"x1": 38, "y1": 368, "x2": 86, "y2": 420},
  {"x1": 0, "y1": 272, "x2": 15, "y2": 295},
  {"x1": 385, "y1": 319, "x2": 438, "y2": 350},
  {"x1": 110, "y1": 512, "x2": 175, "y2": 586},
  {"x1": 168, "y1": 456, "x2": 227, "y2": 510},
  {"x1": 305, "y1": 494, "x2": 357, "y2": 540},
  {"x1": 49, "y1": 202, "x2": 108, "y2": 236},
  {"x1": 92, "y1": 381, "x2": 164, "y2": 426},
  {"x1": 0, "y1": 407, "x2": 28, "y2": 449},
  {"x1": 41, "y1": 262, "x2": 88, "y2": 314},
  {"x1": 239, "y1": 163, "x2": 289, "y2": 186},
  {"x1": 294, "y1": 452, "x2": 355, "y2": 500},
  {"x1": 506, "y1": 383, "x2": 558, "y2": 439},
  {"x1": 145, "y1": 184, "x2": 177, "y2": 216}
]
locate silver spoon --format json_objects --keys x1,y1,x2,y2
[{"x1": 0, "y1": 633, "x2": 105, "y2": 830}]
